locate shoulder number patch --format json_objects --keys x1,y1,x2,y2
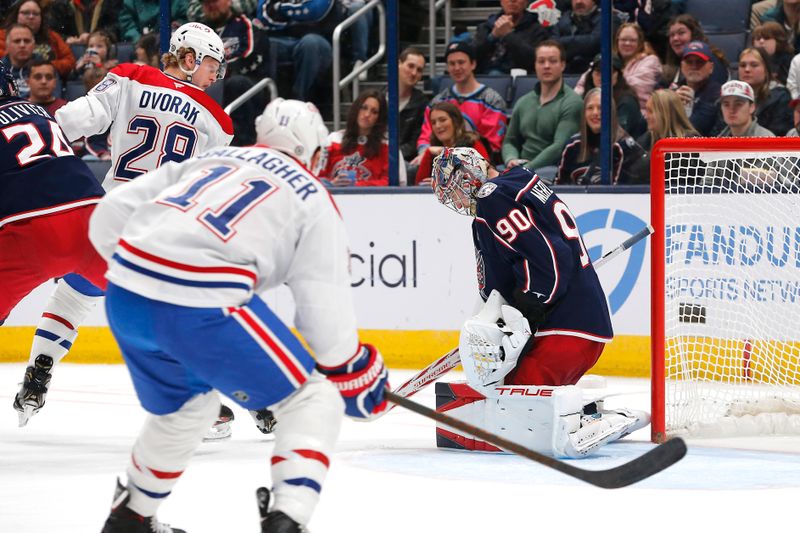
[
  {"x1": 92, "y1": 77, "x2": 117, "y2": 93},
  {"x1": 476, "y1": 182, "x2": 497, "y2": 198}
]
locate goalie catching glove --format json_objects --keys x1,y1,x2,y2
[
  {"x1": 317, "y1": 343, "x2": 389, "y2": 420},
  {"x1": 460, "y1": 290, "x2": 532, "y2": 388}
]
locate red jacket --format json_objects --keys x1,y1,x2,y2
[
  {"x1": 415, "y1": 138, "x2": 489, "y2": 185},
  {"x1": 320, "y1": 131, "x2": 389, "y2": 187}
]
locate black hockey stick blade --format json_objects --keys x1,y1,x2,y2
[{"x1": 385, "y1": 391, "x2": 687, "y2": 489}]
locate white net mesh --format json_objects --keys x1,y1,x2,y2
[{"x1": 662, "y1": 147, "x2": 800, "y2": 437}]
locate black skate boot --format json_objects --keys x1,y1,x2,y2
[
  {"x1": 257, "y1": 487, "x2": 304, "y2": 533},
  {"x1": 101, "y1": 478, "x2": 186, "y2": 533},
  {"x1": 249, "y1": 408, "x2": 277, "y2": 435},
  {"x1": 204, "y1": 404, "x2": 234, "y2": 440},
  {"x1": 13, "y1": 354, "x2": 53, "y2": 427}
]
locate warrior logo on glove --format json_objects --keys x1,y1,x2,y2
[{"x1": 317, "y1": 343, "x2": 390, "y2": 419}]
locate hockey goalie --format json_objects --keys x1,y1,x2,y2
[{"x1": 430, "y1": 147, "x2": 649, "y2": 458}]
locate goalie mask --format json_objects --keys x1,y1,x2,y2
[
  {"x1": 169, "y1": 22, "x2": 227, "y2": 81},
  {"x1": 431, "y1": 147, "x2": 490, "y2": 216},
  {"x1": 255, "y1": 98, "x2": 330, "y2": 172}
]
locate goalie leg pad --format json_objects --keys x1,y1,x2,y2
[
  {"x1": 270, "y1": 372, "x2": 344, "y2": 526},
  {"x1": 435, "y1": 381, "x2": 584, "y2": 456}
]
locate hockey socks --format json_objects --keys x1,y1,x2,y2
[
  {"x1": 126, "y1": 392, "x2": 220, "y2": 517},
  {"x1": 28, "y1": 278, "x2": 102, "y2": 366}
]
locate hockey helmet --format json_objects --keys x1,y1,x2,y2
[
  {"x1": 0, "y1": 63, "x2": 19, "y2": 99},
  {"x1": 431, "y1": 147, "x2": 490, "y2": 216},
  {"x1": 255, "y1": 98, "x2": 330, "y2": 170},
  {"x1": 169, "y1": 22, "x2": 227, "y2": 80}
]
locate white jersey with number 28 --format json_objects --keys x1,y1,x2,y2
[{"x1": 56, "y1": 63, "x2": 234, "y2": 191}]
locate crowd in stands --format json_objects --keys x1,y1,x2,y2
[{"x1": 5, "y1": 0, "x2": 800, "y2": 185}]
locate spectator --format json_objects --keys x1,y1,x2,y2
[
  {"x1": 786, "y1": 97, "x2": 800, "y2": 136},
  {"x1": 637, "y1": 88, "x2": 699, "y2": 151},
  {"x1": 320, "y1": 90, "x2": 406, "y2": 186},
  {"x1": 74, "y1": 30, "x2": 118, "y2": 81},
  {"x1": 551, "y1": 0, "x2": 617, "y2": 74},
  {"x1": 394, "y1": 47, "x2": 427, "y2": 163},
  {"x1": 502, "y1": 40, "x2": 582, "y2": 173},
  {"x1": 762, "y1": 0, "x2": 800, "y2": 52},
  {"x1": 54, "y1": 0, "x2": 122, "y2": 44},
  {"x1": 753, "y1": 22, "x2": 794, "y2": 85},
  {"x1": 0, "y1": 0, "x2": 75, "y2": 78},
  {"x1": 739, "y1": 47, "x2": 793, "y2": 136},
  {"x1": 188, "y1": 0, "x2": 257, "y2": 21},
  {"x1": 671, "y1": 41, "x2": 722, "y2": 136},
  {"x1": 415, "y1": 41, "x2": 507, "y2": 162},
  {"x1": 256, "y1": 0, "x2": 347, "y2": 101},
  {"x1": 134, "y1": 33, "x2": 160, "y2": 67},
  {"x1": 614, "y1": 0, "x2": 675, "y2": 59},
  {"x1": 26, "y1": 58, "x2": 66, "y2": 114},
  {"x1": 473, "y1": 0, "x2": 549, "y2": 75},
  {"x1": 343, "y1": 0, "x2": 374, "y2": 81},
  {"x1": 614, "y1": 22, "x2": 662, "y2": 112},
  {"x1": 1, "y1": 24, "x2": 35, "y2": 98},
  {"x1": 556, "y1": 87, "x2": 649, "y2": 185},
  {"x1": 661, "y1": 14, "x2": 729, "y2": 88},
  {"x1": 119, "y1": 0, "x2": 188, "y2": 43},
  {"x1": 577, "y1": 53, "x2": 647, "y2": 137},
  {"x1": 717, "y1": 80, "x2": 776, "y2": 137},
  {"x1": 752, "y1": 0, "x2": 778, "y2": 29},
  {"x1": 199, "y1": 0, "x2": 271, "y2": 145},
  {"x1": 415, "y1": 102, "x2": 490, "y2": 186}
]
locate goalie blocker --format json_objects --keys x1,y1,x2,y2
[{"x1": 435, "y1": 382, "x2": 649, "y2": 458}]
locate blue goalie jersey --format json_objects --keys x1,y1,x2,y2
[
  {"x1": 0, "y1": 97, "x2": 103, "y2": 228},
  {"x1": 472, "y1": 166, "x2": 613, "y2": 342}
]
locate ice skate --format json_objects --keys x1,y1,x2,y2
[
  {"x1": 257, "y1": 487, "x2": 304, "y2": 533},
  {"x1": 13, "y1": 354, "x2": 53, "y2": 427},
  {"x1": 101, "y1": 478, "x2": 186, "y2": 533},
  {"x1": 204, "y1": 403, "x2": 234, "y2": 440},
  {"x1": 250, "y1": 408, "x2": 277, "y2": 435}
]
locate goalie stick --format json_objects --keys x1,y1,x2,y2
[
  {"x1": 390, "y1": 224, "x2": 656, "y2": 404},
  {"x1": 385, "y1": 390, "x2": 687, "y2": 489}
]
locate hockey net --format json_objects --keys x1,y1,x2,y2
[{"x1": 651, "y1": 137, "x2": 800, "y2": 442}]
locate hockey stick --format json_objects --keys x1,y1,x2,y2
[
  {"x1": 385, "y1": 390, "x2": 686, "y2": 489},
  {"x1": 390, "y1": 224, "x2": 656, "y2": 403}
]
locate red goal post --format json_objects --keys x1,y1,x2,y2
[{"x1": 651, "y1": 137, "x2": 800, "y2": 443}]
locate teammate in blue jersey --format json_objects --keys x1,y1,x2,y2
[
  {"x1": 0, "y1": 64, "x2": 108, "y2": 424},
  {"x1": 433, "y1": 146, "x2": 613, "y2": 387},
  {"x1": 89, "y1": 99, "x2": 389, "y2": 533}
]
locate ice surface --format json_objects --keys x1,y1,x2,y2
[{"x1": 0, "y1": 364, "x2": 798, "y2": 532}]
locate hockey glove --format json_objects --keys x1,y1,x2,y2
[{"x1": 317, "y1": 343, "x2": 389, "y2": 420}]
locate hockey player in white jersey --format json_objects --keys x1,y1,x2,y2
[
  {"x1": 89, "y1": 99, "x2": 389, "y2": 533},
  {"x1": 14, "y1": 22, "x2": 236, "y2": 428}
]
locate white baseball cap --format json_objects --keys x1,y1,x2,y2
[{"x1": 720, "y1": 80, "x2": 755, "y2": 103}]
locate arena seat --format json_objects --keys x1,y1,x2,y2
[
  {"x1": 686, "y1": 0, "x2": 751, "y2": 32},
  {"x1": 64, "y1": 80, "x2": 87, "y2": 101},
  {"x1": 510, "y1": 75, "x2": 538, "y2": 108},
  {"x1": 707, "y1": 31, "x2": 749, "y2": 67}
]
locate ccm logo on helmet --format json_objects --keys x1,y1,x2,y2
[{"x1": 494, "y1": 386, "x2": 554, "y2": 397}]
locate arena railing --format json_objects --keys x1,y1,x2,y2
[
  {"x1": 332, "y1": 0, "x2": 387, "y2": 130},
  {"x1": 223, "y1": 77, "x2": 279, "y2": 115},
  {"x1": 428, "y1": 0, "x2": 452, "y2": 80}
]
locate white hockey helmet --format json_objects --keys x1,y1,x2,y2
[
  {"x1": 169, "y1": 22, "x2": 227, "y2": 80},
  {"x1": 255, "y1": 98, "x2": 330, "y2": 169},
  {"x1": 431, "y1": 147, "x2": 490, "y2": 216}
]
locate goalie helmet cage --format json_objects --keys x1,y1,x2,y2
[{"x1": 651, "y1": 137, "x2": 800, "y2": 443}]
